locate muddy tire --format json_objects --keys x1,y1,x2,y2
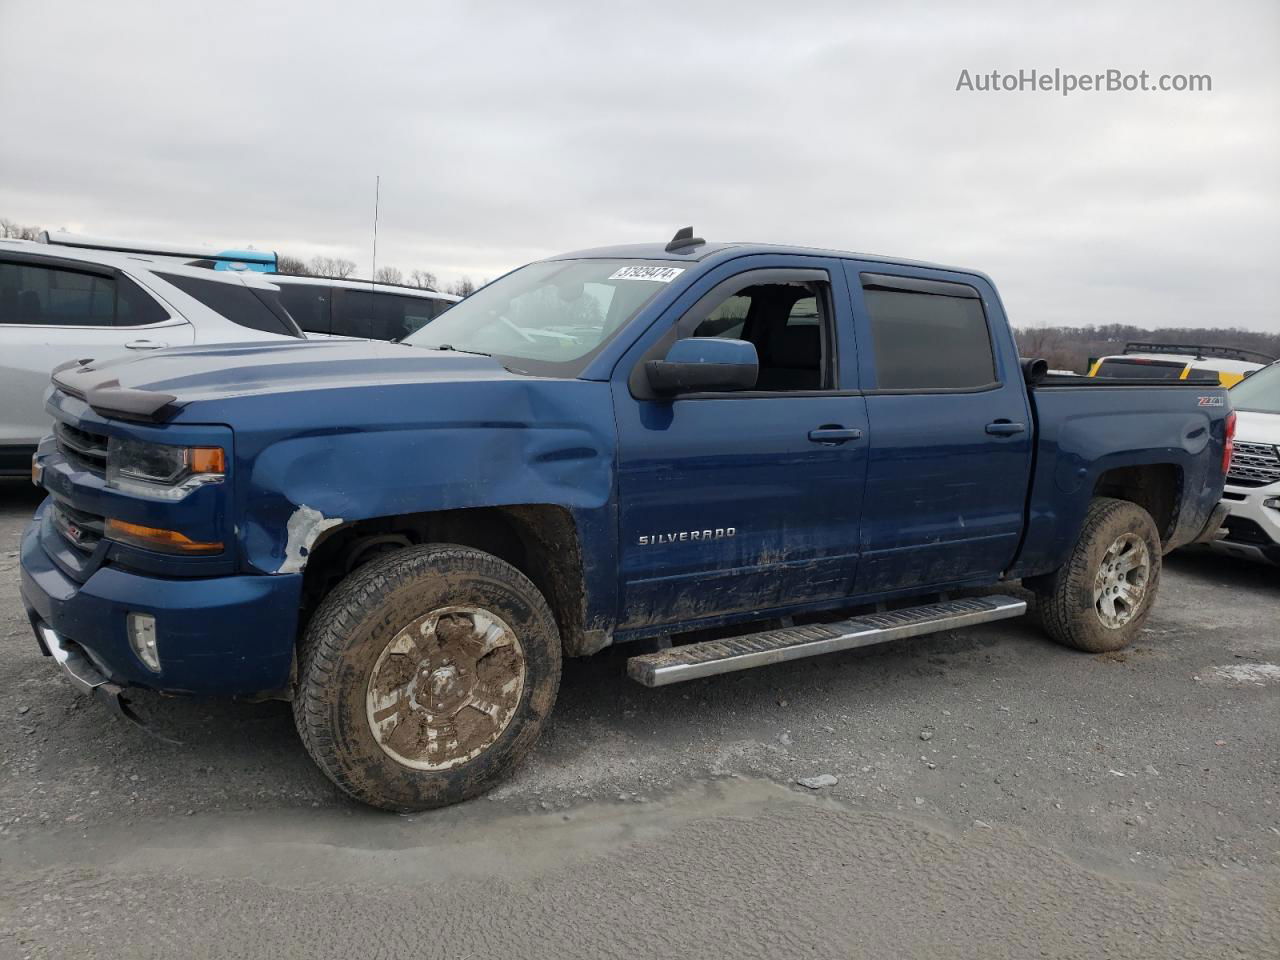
[
  {"x1": 293, "y1": 544, "x2": 561, "y2": 811},
  {"x1": 1031, "y1": 497, "x2": 1162, "y2": 653}
]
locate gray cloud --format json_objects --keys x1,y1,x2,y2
[{"x1": 1, "y1": 0, "x2": 1276, "y2": 329}]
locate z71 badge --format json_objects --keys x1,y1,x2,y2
[{"x1": 1197, "y1": 396, "x2": 1225, "y2": 406}]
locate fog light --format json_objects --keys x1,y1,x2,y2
[
  {"x1": 1264, "y1": 498, "x2": 1280, "y2": 511},
  {"x1": 127, "y1": 612, "x2": 161, "y2": 672}
]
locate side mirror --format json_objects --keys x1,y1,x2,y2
[{"x1": 645, "y1": 337, "x2": 758, "y2": 395}]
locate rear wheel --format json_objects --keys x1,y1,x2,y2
[
  {"x1": 1032, "y1": 497, "x2": 1162, "y2": 653},
  {"x1": 294, "y1": 544, "x2": 561, "y2": 811}
]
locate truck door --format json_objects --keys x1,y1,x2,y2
[
  {"x1": 844, "y1": 265, "x2": 1033, "y2": 594},
  {"x1": 612, "y1": 260, "x2": 868, "y2": 630}
]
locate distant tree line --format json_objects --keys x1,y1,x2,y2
[
  {"x1": 276, "y1": 254, "x2": 479, "y2": 297},
  {"x1": 1015, "y1": 324, "x2": 1280, "y2": 373},
  {"x1": 2, "y1": 214, "x2": 480, "y2": 298},
  {"x1": 1, "y1": 217, "x2": 43, "y2": 240}
]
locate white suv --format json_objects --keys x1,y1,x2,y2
[
  {"x1": 1211, "y1": 361, "x2": 1280, "y2": 564},
  {"x1": 0, "y1": 239, "x2": 304, "y2": 475}
]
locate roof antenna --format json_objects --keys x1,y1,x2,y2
[
  {"x1": 370, "y1": 174, "x2": 380, "y2": 293},
  {"x1": 665, "y1": 225, "x2": 705, "y2": 253}
]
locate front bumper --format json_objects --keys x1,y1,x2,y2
[
  {"x1": 20, "y1": 506, "x2": 304, "y2": 697},
  {"x1": 1206, "y1": 480, "x2": 1280, "y2": 565}
]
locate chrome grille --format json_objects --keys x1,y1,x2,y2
[
  {"x1": 55, "y1": 422, "x2": 108, "y2": 474},
  {"x1": 1227, "y1": 441, "x2": 1280, "y2": 488}
]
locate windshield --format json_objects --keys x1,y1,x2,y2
[
  {"x1": 1230, "y1": 361, "x2": 1280, "y2": 414},
  {"x1": 402, "y1": 259, "x2": 686, "y2": 376}
]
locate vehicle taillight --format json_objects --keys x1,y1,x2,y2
[{"x1": 1223, "y1": 410, "x2": 1236, "y2": 474}]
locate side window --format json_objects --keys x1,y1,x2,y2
[
  {"x1": 687, "y1": 280, "x2": 831, "y2": 391},
  {"x1": 333, "y1": 290, "x2": 427, "y2": 340},
  {"x1": 158, "y1": 273, "x2": 296, "y2": 336},
  {"x1": 332, "y1": 289, "x2": 376, "y2": 338},
  {"x1": 693, "y1": 294, "x2": 750, "y2": 340},
  {"x1": 0, "y1": 261, "x2": 166, "y2": 327},
  {"x1": 376, "y1": 294, "x2": 438, "y2": 340},
  {"x1": 275, "y1": 282, "x2": 332, "y2": 335},
  {"x1": 861, "y1": 279, "x2": 995, "y2": 390}
]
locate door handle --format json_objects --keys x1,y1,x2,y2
[
  {"x1": 125, "y1": 339, "x2": 167, "y2": 350},
  {"x1": 808, "y1": 426, "x2": 863, "y2": 444},
  {"x1": 985, "y1": 420, "x2": 1026, "y2": 436}
]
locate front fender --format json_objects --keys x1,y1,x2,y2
[{"x1": 224, "y1": 380, "x2": 618, "y2": 576}]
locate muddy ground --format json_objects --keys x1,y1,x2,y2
[{"x1": 1, "y1": 478, "x2": 1277, "y2": 959}]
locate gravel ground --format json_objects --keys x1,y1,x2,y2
[{"x1": 1, "y1": 478, "x2": 1277, "y2": 958}]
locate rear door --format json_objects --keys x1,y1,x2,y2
[
  {"x1": 845, "y1": 266, "x2": 1033, "y2": 594},
  {"x1": 0, "y1": 255, "x2": 193, "y2": 452},
  {"x1": 612, "y1": 257, "x2": 869, "y2": 629}
]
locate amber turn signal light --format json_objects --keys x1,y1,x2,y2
[
  {"x1": 105, "y1": 519, "x2": 223, "y2": 555},
  {"x1": 189, "y1": 447, "x2": 226, "y2": 474}
]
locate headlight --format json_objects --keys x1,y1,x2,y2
[{"x1": 106, "y1": 437, "x2": 225, "y2": 499}]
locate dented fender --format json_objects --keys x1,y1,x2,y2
[{"x1": 206, "y1": 380, "x2": 618, "y2": 600}]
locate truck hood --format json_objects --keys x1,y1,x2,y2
[
  {"x1": 1234, "y1": 409, "x2": 1280, "y2": 447},
  {"x1": 51, "y1": 339, "x2": 519, "y2": 421}
]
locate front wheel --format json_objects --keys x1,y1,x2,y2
[
  {"x1": 293, "y1": 544, "x2": 561, "y2": 811},
  {"x1": 1032, "y1": 497, "x2": 1162, "y2": 653}
]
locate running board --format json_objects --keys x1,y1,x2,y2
[{"x1": 626, "y1": 595, "x2": 1027, "y2": 687}]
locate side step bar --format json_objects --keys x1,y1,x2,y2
[{"x1": 626, "y1": 595, "x2": 1027, "y2": 687}]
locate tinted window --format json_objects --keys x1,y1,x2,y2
[
  {"x1": 0, "y1": 261, "x2": 166, "y2": 327},
  {"x1": 690, "y1": 280, "x2": 829, "y2": 391},
  {"x1": 380, "y1": 294, "x2": 442, "y2": 339},
  {"x1": 1095, "y1": 359, "x2": 1185, "y2": 380},
  {"x1": 158, "y1": 273, "x2": 297, "y2": 336},
  {"x1": 330, "y1": 290, "x2": 442, "y2": 340},
  {"x1": 863, "y1": 286, "x2": 995, "y2": 390},
  {"x1": 275, "y1": 282, "x2": 332, "y2": 335}
]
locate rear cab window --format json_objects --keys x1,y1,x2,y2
[{"x1": 1, "y1": 259, "x2": 168, "y2": 327}]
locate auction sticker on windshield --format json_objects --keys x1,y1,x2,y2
[{"x1": 608, "y1": 266, "x2": 686, "y2": 282}]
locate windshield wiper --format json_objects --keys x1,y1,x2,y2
[{"x1": 417, "y1": 343, "x2": 492, "y2": 358}]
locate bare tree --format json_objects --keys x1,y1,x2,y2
[
  {"x1": 308, "y1": 256, "x2": 357, "y2": 279},
  {"x1": 448, "y1": 276, "x2": 477, "y2": 298},
  {"x1": 374, "y1": 266, "x2": 404, "y2": 285},
  {"x1": 408, "y1": 269, "x2": 438, "y2": 290},
  {"x1": 275, "y1": 254, "x2": 311, "y2": 276},
  {"x1": 1, "y1": 217, "x2": 42, "y2": 240}
]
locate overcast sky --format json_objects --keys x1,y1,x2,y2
[{"x1": 1, "y1": 0, "x2": 1276, "y2": 330}]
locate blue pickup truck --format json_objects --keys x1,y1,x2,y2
[{"x1": 20, "y1": 230, "x2": 1233, "y2": 810}]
